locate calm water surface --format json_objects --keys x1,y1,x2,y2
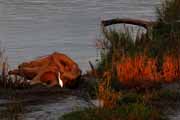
[{"x1": 0, "y1": 0, "x2": 161, "y2": 71}]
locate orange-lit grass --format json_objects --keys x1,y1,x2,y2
[
  {"x1": 162, "y1": 55, "x2": 180, "y2": 83},
  {"x1": 117, "y1": 55, "x2": 160, "y2": 88},
  {"x1": 98, "y1": 71, "x2": 121, "y2": 108},
  {"x1": 117, "y1": 54, "x2": 180, "y2": 88}
]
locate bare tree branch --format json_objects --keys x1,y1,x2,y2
[{"x1": 101, "y1": 18, "x2": 155, "y2": 29}]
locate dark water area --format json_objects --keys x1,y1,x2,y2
[
  {"x1": 0, "y1": 0, "x2": 161, "y2": 71},
  {"x1": 0, "y1": 87, "x2": 90, "y2": 120}
]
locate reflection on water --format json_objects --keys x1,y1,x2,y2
[
  {"x1": 0, "y1": 90, "x2": 89, "y2": 120},
  {"x1": 0, "y1": 99, "x2": 25, "y2": 120},
  {"x1": 0, "y1": 0, "x2": 160, "y2": 71}
]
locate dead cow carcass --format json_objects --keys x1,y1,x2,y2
[{"x1": 8, "y1": 52, "x2": 81, "y2": 87}]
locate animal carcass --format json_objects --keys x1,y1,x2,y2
[{"x1": 9, "y1": 52, "x2": 81, "y2": 87}]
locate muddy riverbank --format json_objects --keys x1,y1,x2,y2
[{"x1": 0, "y1": 86, "x2": 92, "y2": 120}]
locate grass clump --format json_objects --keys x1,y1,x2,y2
[
  {"x1": 62, "y1": 103, "x2": 164, "y2": 120},
  {"x1": 96, "y1": 28, "x2": 148, "y2": 73},
  {"x1": 0, "y1": 46, "x2": 29, "y2": 89}
]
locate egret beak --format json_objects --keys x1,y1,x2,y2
[{"x1": 58, "y1": 72, "x2": 63, "y2": 88}]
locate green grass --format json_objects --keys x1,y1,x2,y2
[
  {"x1": 61, "y1": 89, "x2": 180, "y2": 120},
  {"x1": 61, "y1": 103, "x2": 165, "y2": 120},
  {"x1": 152, "y1": 0, "x2": 180, "y2": 57},
  {"x1": 156, "y1": 0, "x2": 180, "y2": 23},
  {"x1": 96, "y1": 28, "x2": 148, "y2": 72}
]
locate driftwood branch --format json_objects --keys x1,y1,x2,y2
[
  {"x1": 89, "y1": 61, "x2": 95, "y2": 72},
  {"x1": 101, "y1": 18, "x2": 155, "y2": 30},
  {"x1": 88, "y1": 61, "x2": 98, "y2": 77}
]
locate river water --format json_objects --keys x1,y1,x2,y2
[
  {"x1": 1, "y1": 0, "x2": 174, "y2": 120},
  {"x1": 0, "y1": 0, "x2": 161, "y2": 71},
  {"x1": 0, "y1": 88, "x2": 91, "y2": 120}
]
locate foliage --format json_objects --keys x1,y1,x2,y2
[
  {"x1": 97, "y1": 71, "x2": 121, "y2": 108},
  {"x1": 151, "y1": 0, "x2": 180, "y2": 57},
  {"x1": 96, "y1": 28, "x2": 150, "y2": 71},
  {"x1": 61, "y1": 103, "x2": 164, "y2": 120},
  {"x1": 62, "y1": 1, "x2": 180, "y2": 120},
  {"x1": 61, "y1": 88, "x2": 180, "y2": 120},
  {"x1": 156, "y1": 0, "x2": 180, "y2": 24},
  {"x1": 95, "y1": 0, "x2": 180, "y2": 90}
]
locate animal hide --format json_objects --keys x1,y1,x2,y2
[{"x1": 9, "y1": 52, "x2": 81, "y2": 87}]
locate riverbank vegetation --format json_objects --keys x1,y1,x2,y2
[
  {"x1": 0, "y1": 0, "x2": 179, "y2": 120},
  {"x1": 0, "y1": 47, "x2": 30, "y2": 89},
  {"x1": 62, "y1": 0, "x2": 180, "y2": 120}
]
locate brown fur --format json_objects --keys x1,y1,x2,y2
[{"x1": 9, "y1": 52, "x2": 81, "y2": 87}]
